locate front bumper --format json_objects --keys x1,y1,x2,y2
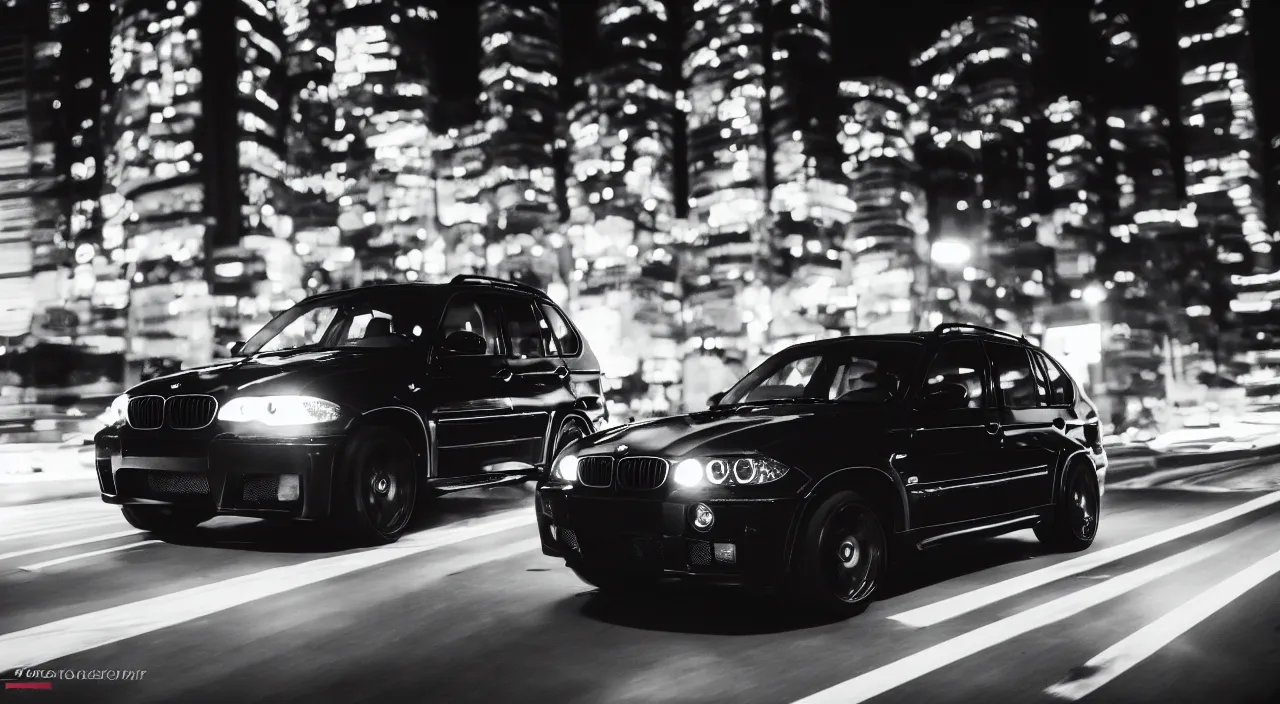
[
  {"x1": 94, "y1": 429, "x2": 345, "y2": 519},
  {"x1": 535, "y1": 485, "x2": 801, "y2": 587}
]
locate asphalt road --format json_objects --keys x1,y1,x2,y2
[{"x1": 2, "y1": 467, "x2": 1280, "y2": 703}]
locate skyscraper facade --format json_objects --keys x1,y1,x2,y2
[
  {"x1": 477, "y1": 0, "x2": 563, "y2": 290},
  {"x1": 103, "y1": 0, "x2": 289, "y2": 377},
  {"x1": 837, "y1": 78, "x2": 925, "y2": 335},
  {"x1": 1042, "y1": 96, "x2": 1104, "y2": 293},
  {"x1": 1177, "y1": 0, "x2": 1274, "y2": 361}
]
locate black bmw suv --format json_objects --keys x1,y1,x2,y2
[
  {"x1": 537, "y1": 324, "x2": 1107, "y2": 617},
  {"x1": 95, "y1": 276, "x2": 607, "y2": 544}
]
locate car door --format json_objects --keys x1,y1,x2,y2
[
  {"x1": 422, "y1": 292, "x2": 523, "y2": 477},
  {"x1": 985, "y1": 341, "x2": 1059, "y2": 515},
  {"x1": 537, "y1": 300, "x2": 607, "y2": 429},
  {"x1": 491, "y1": 294, "x2": 574, "y2": 468},
  {"x1": 895, "y1": 339, "x2": 1003, "y2": 528}
]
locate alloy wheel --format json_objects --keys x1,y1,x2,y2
[{"x1": 820, "y1": 504, "x2": 886, "y2": 604}]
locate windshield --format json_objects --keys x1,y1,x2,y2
[
  {"x1": 240, "y1": 292, "x2": 439, "y2": 355},
  {"x1": 720, "y1": 340, "x2": 927, "y2": 406}
]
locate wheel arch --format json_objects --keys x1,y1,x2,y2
[
  {"x1": 353, "y1": 406, "x2": 433, "y2": 475},
  {"x1": 1052, "y1": 449, "x2": 1097, "y2": 504},
  {"x1": 543, "y1": 410, "x2": 595, "y2": 468},
  {"x1": 784, "y1": 466, "x2": 909, "y2": 572}
]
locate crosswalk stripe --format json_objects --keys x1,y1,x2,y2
[
  {"x1": 792, "y1": 539, "x2": 1226, "y2": 704},
  {"x1": 0, "y1": 530, "x2": 144, "y2": 563},
  {"x1": 0, "y1": 509, "x2": 536, "y2": 671},
  {"x1": 890, "y1": 489, "x2": 1280, "y2": 628},
  {"x1": 1044, "y1": 545, "x2": 1280, "y2": 701},
  {"x1": 19, "y1": 541, "x2": 164, "y2": 572}
]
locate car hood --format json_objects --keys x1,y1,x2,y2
[
  {"x1": 579, "y1": 403, "x2": 894, "y2": 459},
  {"x1": 127, "y1": 349, "x2": 384, "y2": 399}
]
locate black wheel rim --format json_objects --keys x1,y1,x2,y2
[
  {"x1": 360, "y1": 445, "x2": 415, "y2": 535},
  {"x1": 819, "y1": 505, "x2": 885, "y2": 604},
  {"x1": 1069, "y1": 472, "x2": 1098, "y2": 542}
]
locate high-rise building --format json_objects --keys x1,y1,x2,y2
[
  {"x1": 328, "y1": 1, "x2": 437, "y2": 285},
  {"x1": 1090, "y1": 0, "x2": 1142, "y2": 69},
  {"x1": 1043, "y1": 96, "x2": 1105, "y2": 292},
  {"x1": 431, "y1": 119, "x2": 492, "y2": 281},
  {"x1": 0, "y1": 8, "x2": 48, "y2": 339},
  {"x1": 837, "y1": 79, "x2": 925, "y2": 335},
  {"x1": 563, "y1": 0, "x2": 680, "y2": 384},
  {"x1": 103, "y1": 0, "x2": 288, "y2": 378},
  {"x1": 913, "y1": 14, "x2": 1044, "y2": 333},
  {"x1": 279, "y1": 0, "x2": 341, "y2": 277},
  {"x1": 1177, "y1": 0, "x2": 1274, "y2": 361},
  {"x1": 477, "y1": 0, "x2": 563, "y2": 290}
]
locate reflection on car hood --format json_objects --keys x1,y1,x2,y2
[
  {"x1": 580, "y1": 403, "x2": 888, "y2": 458},
  {"x1": 127, "y1": 349, "x2": 380, "y2": 398}
]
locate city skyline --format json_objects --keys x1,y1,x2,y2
[{"x1": 2, "y1": 0, "x2": 1279, "y2": 403}]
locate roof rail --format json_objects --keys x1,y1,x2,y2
[
  {"x1": 933, "y1": 322, "x2": 1028, "y2": 344},
  {"x1": 449, "y1": 274, "x2": 549, "y2": 299}
]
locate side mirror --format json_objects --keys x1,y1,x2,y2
[
  {"x1": 707, "y1": 391, "x2": 726, "y2": 408},
  {"x1": 229, "y1": 341, "x2": 246, "y2": 356},
  {"x1": 440, "y1": 330, "x2": 487, "y2": 356},
  {"x1": 919, "y1": 382, "x2": 971, "y2": 410}
]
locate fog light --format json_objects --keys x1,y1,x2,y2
[
  {"x1": 277, "y1": 474, "x2": 300, "y2": 501},
  {"x1": 691, "y1": 503, "x2": 714, "y2": 531},
  {"x1": 713, "y1": 543, "x2": 736, "y2": 564}
]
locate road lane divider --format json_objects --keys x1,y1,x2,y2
[
  {"x1": 1044, "y1": 545, "x2": 1280, "y2": 700},
  {"x1": 0, "y1": 508, "x2": 536, "y2": 672},
  {"x1": 0, "y1": 530, "x2": 145, "y2": 564},
  {"x1": 0, "y1": 518, "x2": 126, "y2": 545},
  {"x1": 890, "y1": 489, "x2": 1280, "y2": 628},
  {"x1": 792, "y1": 539, "x2": 1227, "y2": 704},
  {"x1": 19, "y1": 541, "x2": 164, "y2": 572}
]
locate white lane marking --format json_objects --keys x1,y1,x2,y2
[
  {"x1": 0, "y1": 509, "x2": 535, "y2": 671},
  {"x1": 792, "y1": 540, "x2": 1225, "y2": 704},
  {"x1": 19, "y1": 541, "x2": 164, "y2": 572},
  {"x1": 0, "y1": 519, "x2": 125, "y2": 545},
  {"x1": 0, "y1": 530, "x2": 145, "y2": 563},
  {"x1": 1045, "y1": 545, "x2": 1280, "y2": 701},
  {"x1": 891, "y1": 490, "x2": 1280, "y2": 628}
]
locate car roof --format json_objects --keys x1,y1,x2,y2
[
  {"x1": 791, "y1": 325, "x2": 1037, "y2": 353},
  {"x1": 298, "y1": 276, "x2": 554, "y2": 308}
]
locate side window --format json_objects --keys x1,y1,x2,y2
[
  {"x1": 1028, "y1": 350, "x2": 1051, "y2": 406},
  {"x1": 497, "y1": 297, "x2": 546, "y2": 359},
  {"x1": 538, "y1": 303, "x2": 581, "y2": 356},
  {"x1": 1035, "y1": 351, "x2": 1075, "y2": 406},
  {"x1": 987, "y1": 343, "x2": 1039, "y2": 408},
  {"x1": 920, "y1": 341, "x2": 988, "y2": 409},
  {"x1": 437, "y1": 294, "x2": 501, "y2": 355}
]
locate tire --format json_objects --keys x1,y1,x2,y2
[
  {"x1": 571, "y1": 564, "x2": 658, "y2": 593},
  {"x1": 120, "y1": 505, "x2": 213, "y2": 535},
  {"x1": 336, "y1": 426, "x2": 418, "y2": 545},
  {"x1": 788, "y1": 490, "x2": 889, "y2": 618},
  {"x1": 1034, "y1": 464, "x2": 1101, "y2": 552}
]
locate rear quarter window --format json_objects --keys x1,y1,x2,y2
[{"x1": 538, "y1": 303, "x2": 582, "y2": 356}]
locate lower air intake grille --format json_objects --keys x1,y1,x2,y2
[
  {"x1": 241, "y1": 475, "x2": 281, "y2": 504},
  {"x1": 688, "y1": 540, "x2": 713, "y2": 567},
  {"x1": 117, "y1": 470, "x2": 210, "y2": 500},
  {"x1": 629, "y1": 536, "x2": 664, "y2": 565},
  {"x1": 617, "y1": 457, "x2": 669, "y2": 490},
  {"x1": 577, "y1": 457, "x2": 614, "y2": 488},
  {"x1": 560, "y1": 528, "x2": 580, "y2": 552}
]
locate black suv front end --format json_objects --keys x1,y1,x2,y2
[{"x1": 536, "y1": 450, "x2": 811, "y2": 588}]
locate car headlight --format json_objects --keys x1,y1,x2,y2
[
  {"x1": 551, "y1": 454, "x2": 579, "y2": 482},
  {"x1": 217, "y1": 396, "x2": 343, "y2": 426},
  {"x1": 99, "y1": 394, "x2": 128, "y2": 426},
  {"x1": 672, "y1": 455, "x2": 791, "y2": 488}
]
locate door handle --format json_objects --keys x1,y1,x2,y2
[
  {"x1": 984, "y1": 422, "x2": 1002, "y2": 435},
  {"x1": 554, "y1": 366, "x2": 570, "y2": 380},
  {"x1": 494, "y1": 368, "x2": 514, "y2": 383}
]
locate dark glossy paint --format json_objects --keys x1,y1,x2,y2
[
  {"x1": 94, "y1": 281, "x2": 606, "y2": 520},
  {"x1": 536, "y1": 330, "x2": 1107, "y2": 589}
]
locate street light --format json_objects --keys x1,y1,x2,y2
[{"x1": 1082, "y1": 283, "x2": 1107, "y2": 307}]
